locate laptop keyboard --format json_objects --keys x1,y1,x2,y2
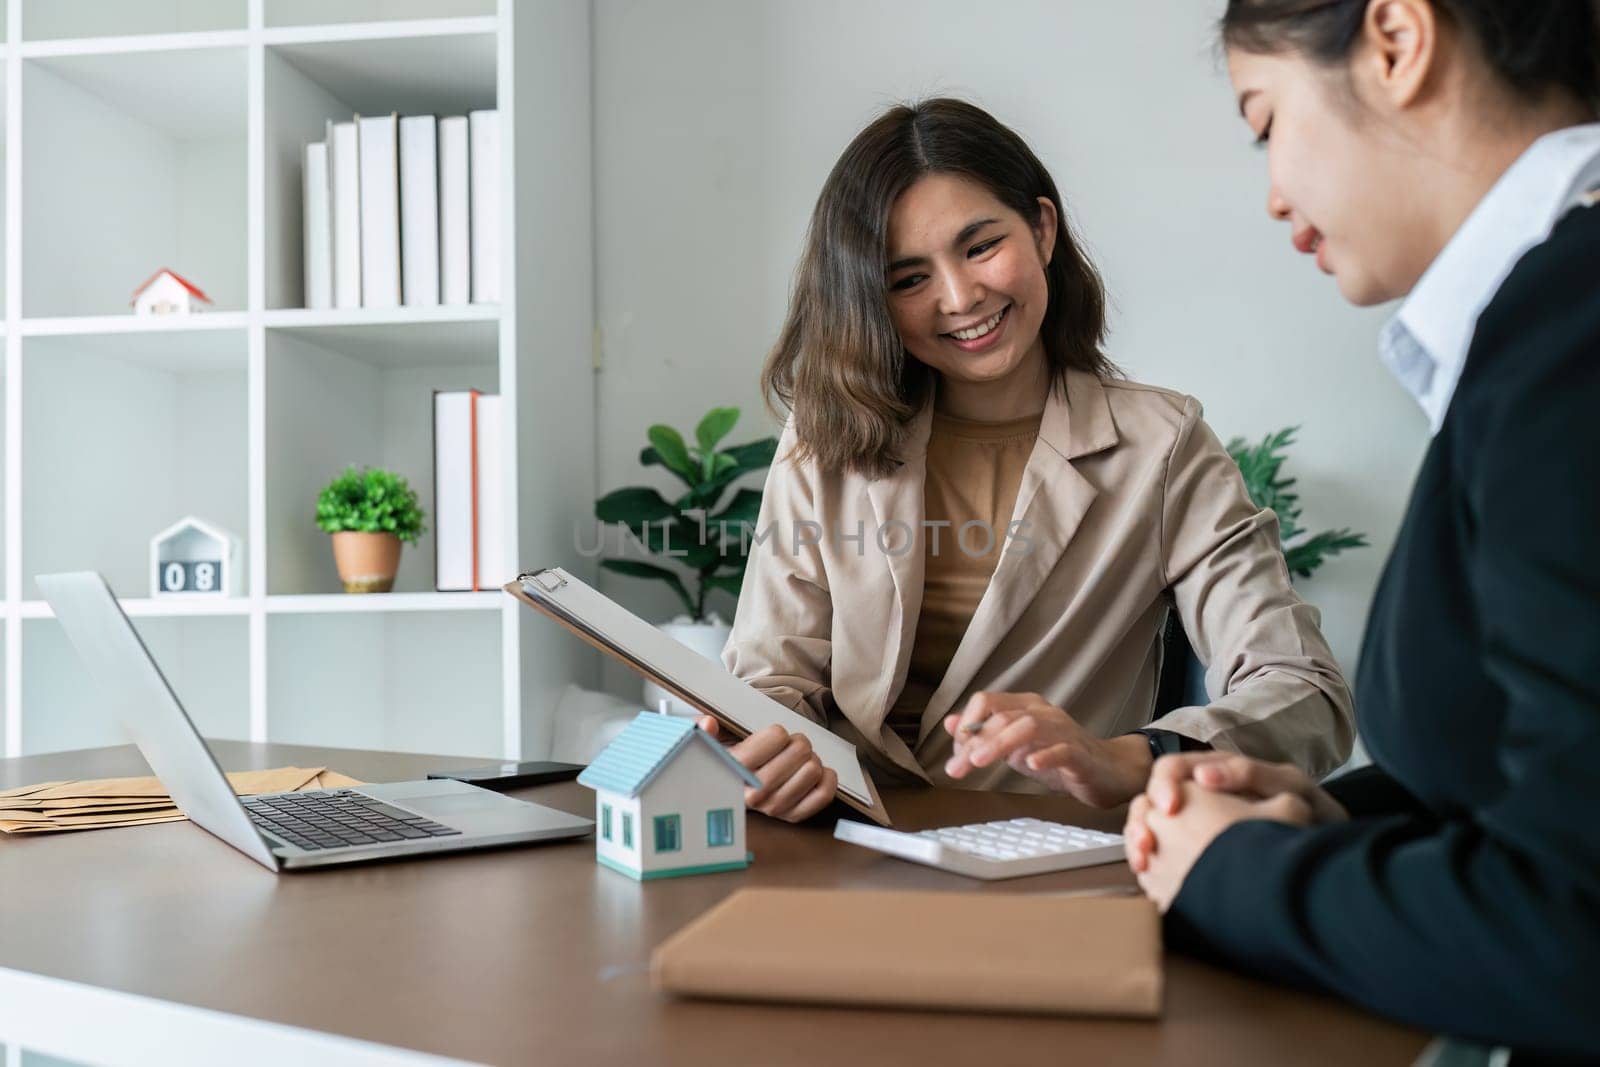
[{"x1": 242, "y1": 789, "x2": 461, "y2": 852}]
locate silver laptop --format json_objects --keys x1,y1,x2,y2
[{"x1": 36, "y1": 571, "x2": 594, "y2": 872}]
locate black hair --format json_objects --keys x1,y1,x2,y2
[{"x1": 1220, "y1": 0, "x2": 1600, "y2": 113}]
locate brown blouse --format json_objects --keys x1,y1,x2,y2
[{"x1": 886, "y1": 408, "x2": 1044, "y2": 749}]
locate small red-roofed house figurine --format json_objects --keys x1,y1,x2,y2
[
  {"x1": 578, "y1": 710, "x2": 759, "y2": 880},
  {"x1": 131, "y1": 268, "x2": 213, "y2": 316}
]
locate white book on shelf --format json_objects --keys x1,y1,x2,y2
[
  {"x1": 302, "y1": 141, "x2": 333, "y2": 311},
  {"x1": 434, "y1": 389, "x2": 481, "y2": 592},
  {"x1": 475, "y1": 395, "x2": 507, "y2": 587},
  {"x1": 328, "y1": 118, "x2": 363, "y2": 309},
  {"x1": 399, "y1": 114, "x2": 441, "y2": 307},
  {"x1": 439, "y1": 115, "x2": 472, "y2": 307},
  {"x1": 469, "y1": 109, "x2": 500, "y2": 304},
  {"x1": 358, "y1": 113, "x2": 402, "y2": 309}
]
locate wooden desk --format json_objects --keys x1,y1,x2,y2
[{"x1": 0, "y1": 742, "x2": 1428, "y2": 1066}]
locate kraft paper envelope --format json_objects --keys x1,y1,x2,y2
[
  {"x1": 0, "y1": 781, "x2": 68, "y2": 800},
  {"x1": 0, "y1": 767, "x2": 365, "y2": 835},
  {"x1": 0, "y1": 804, "x2": 203, "y2": 828},
  {"x1": 15, "y1": 766, "x2": 327, "y2": 801},
  {"x1": 0, "y1": 806, "x2": 176, "y2": 823},
  {"x1": 0, "y1": 795, "x2": 197, "y2": 811},
  {"x1": 1, "y1": 813, "x2": 190, "y2": 834},
  {"x1": 652, "y1": 888, "x2": 1163, "y2": 1018}
]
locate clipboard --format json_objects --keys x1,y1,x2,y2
[{"x1": 506, "y1": 568, "x2": 890, "y2": 826}]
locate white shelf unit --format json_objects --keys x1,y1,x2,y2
[{"x1": 1, "y1": 0, "x2": 598, "y2": 761}]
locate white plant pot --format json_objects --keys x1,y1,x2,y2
[{"x1": 643, "y1": 615, "x2": 731, "y2": 717}]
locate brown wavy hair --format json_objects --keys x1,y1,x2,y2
[{"x1": 762, "y1": 97, "x2": 1116, "y2": 478}]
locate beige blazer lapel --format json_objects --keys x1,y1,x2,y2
[
  {"x1": 916, "y1": 371, "x2": 1119, "y2": 743},
  {"x1": 852, "y1": 404, "x2": 933, "y2": 775}
]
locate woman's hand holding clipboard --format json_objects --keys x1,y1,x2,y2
[{"x1": 506, "y1": 568, "x2": 890, "y2": 826}]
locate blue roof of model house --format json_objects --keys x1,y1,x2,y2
[{"x1": 577, "y1": 712, "x2": 761, "y2": 797}]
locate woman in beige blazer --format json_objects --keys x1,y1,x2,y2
[{"x1": 703, "y1": 98, "x2": 1354, "y2": 822}]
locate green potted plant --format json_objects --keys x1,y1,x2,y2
[
  {"x1": 595, "y1": 407, "x2": 777, "y2": 708},
  {"x1": 315, "y1": 466, "x2": 427, "y2": 593},
  {"x1": 1226, "y1": 427, "x2": 1368, "y2": 579}
]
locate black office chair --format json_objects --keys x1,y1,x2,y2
[{"x1": 1152, "y1": 610, "x2": 1208, "y2": 717}]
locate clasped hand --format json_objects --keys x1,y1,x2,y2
[{"x1": 1123, "y1": 752, "x2": 1349, "y2": 910}]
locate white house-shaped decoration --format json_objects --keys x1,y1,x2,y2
[
  {"x1": 578, "y1": 711, "x2": 760, "y2": 881},
  {"x1": 150, "y1": 516, "x2": 240, "y2": 598},
  {"x1": 131, "y1": 268, "x2": 212, "y2": 316}
]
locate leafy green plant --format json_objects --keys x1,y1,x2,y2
[
  {"x1": 1226, "y1": 427, "x2": 1367, "y2": 580},
  {"x1": 315, "y1": 466, "x2": 427, "y2": 545},
  {"x1": 596, "y1": 406, "x2": 777, "y2": 620}
]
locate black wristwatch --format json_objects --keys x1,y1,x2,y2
[{"x1": 1136, "y1": 728, "x2": 1209, "y2": 763}]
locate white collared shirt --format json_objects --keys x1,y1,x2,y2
[{"x1": 1380, "y1": 123, "x2": 1600, "y2": 434}]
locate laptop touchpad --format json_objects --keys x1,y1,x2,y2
[
  {"x1": 391, "y1": 790, "x2": 590, "y2": 834},
  {"x1": 395, "y1": 793, "x2": 503, "y2": 818}
]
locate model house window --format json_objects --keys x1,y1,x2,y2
[
  {"x1": 601, "y1": 804, "x2": 613, "y2": 842},
  {"x1": 654, "y1": 814, "x2": 682, "y2": 853},
  {"x1": 707, "y1": 808, "x2": 734, "y2": 847},
  {"x1": 622, "y1": 812, "x2": 633, "y2": 849}
]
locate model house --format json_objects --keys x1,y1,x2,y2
[
  {"x1": 150, "y1": 516, "x2": 240, "y2": 597},
  {"x1": 578, "y1": 711, "x2": 759, "y2": 880},
  {"x1": 130, "y1": 268, "x2": 213, "y2": 315}
]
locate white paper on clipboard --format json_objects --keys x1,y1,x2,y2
[{"x1": 509, "y1": 567, "x2": 881, "y2": 817}]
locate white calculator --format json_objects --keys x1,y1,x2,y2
[{"x1": 834, "y1": 817, "x2": 1125, "y2": 880}]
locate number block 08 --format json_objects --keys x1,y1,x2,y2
[{"x1": 158, "y1": 560, "x2": 223, "y2": 595}]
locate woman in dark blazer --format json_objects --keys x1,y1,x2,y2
[{"x1": 1123, "y1": 0, "x2": 1600, "y2": 1059}]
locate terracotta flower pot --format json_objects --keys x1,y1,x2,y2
[{"x1": 330, "y1": 531, "x2": 402, "y2": 593}]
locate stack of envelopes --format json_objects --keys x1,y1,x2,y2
[{"x1": 0, "y1": 766, "x2": 364, "y2": 834}]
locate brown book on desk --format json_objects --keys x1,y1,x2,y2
[{"x1": 651, "y1": 888, "x2": 1163, "y2": 1018}]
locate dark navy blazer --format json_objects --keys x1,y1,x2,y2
[{"x1": 1166, "y1": 202, "x2": 1600, "y2": 1061}]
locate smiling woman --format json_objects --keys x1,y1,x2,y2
[
  {"x1": 706, "y1": 98, "x2": 1356, "y2": 824},
  {"x1": 880, "y1": 173, "x2": 1054, "y2": 421},
  {"x1": 763, "y1": 99, "x2": 1113, "y2": 476}
]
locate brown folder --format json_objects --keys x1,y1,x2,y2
[{"x1": 651, "y1": 888, "x2": 1163, "y2": 1018}]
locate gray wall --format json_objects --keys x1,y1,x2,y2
[{"x1": 592, "y1": 0, "x2": 1430, "y2": 702}]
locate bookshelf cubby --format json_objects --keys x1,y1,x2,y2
[
  {"x1": 266, "y1": 608, "x2": 501, "y2": 755},
  {"x1": 22, "y1": 327, "x2": 250, "y2": 601},
  {"x1": 1, "y1": 0, "x2": 597, "y2": 760},
  {"x1": 264, "y1": 321, "x2": 498, "y2": 596},
  {"x1": 263, "y1": 27, "x2": 497, "y2": 309},
  {"x1": 23, "y1": 47, "x2": 248, "y2": 317},
  {"x1": 22, "y1": 613, "x2": 251, "y2": 753}
]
